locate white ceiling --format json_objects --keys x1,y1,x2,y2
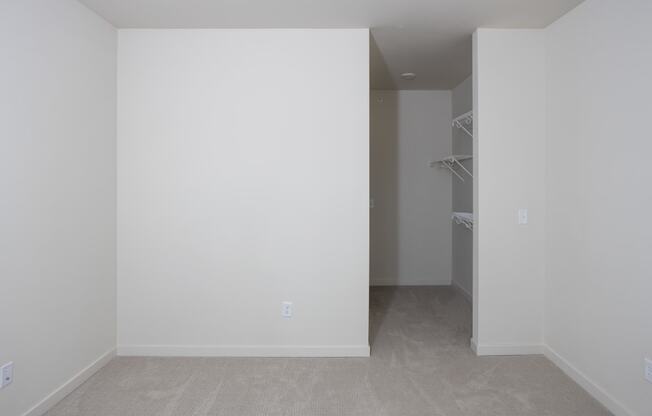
[{"x1": 79, "y1": 0, "x2": 583, "y2": 90}]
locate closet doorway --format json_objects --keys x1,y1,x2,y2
[{"x1": 368, "y1": 77, "x2": 474, "y2": 353}]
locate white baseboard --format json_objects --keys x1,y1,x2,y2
[
  {"x1": 473, "y1": 343, "x2": 544, "y2": 356},
  {"x1": 451, "y1": 281, "x2": 472, "y2": 303},
  {"x1": 23, "y1": 348, "x2": 115, "y2": 416},
  {"x1": 543, "y1": 346, "x2": 633, "y2": 416},
  {"x1": 117, "y1": 344, "x2": 371, "y2": 358}
]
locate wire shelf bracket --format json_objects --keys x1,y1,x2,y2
[
  {"x1": 452, "y1": 111, "x2": 473, "y2": 138},
  {"x1": 452, "y1": 212, "x2": 473, "y2": 230},
  {"x1": 429, "y1": 155, "x2": 473, "y2": 182}
]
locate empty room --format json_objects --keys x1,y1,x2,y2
[{"x1": 1, "y1": 0, "x2": 651, "y2": 415}]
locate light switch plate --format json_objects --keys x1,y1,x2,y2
[
  {"x1": 645, "y1": 358, "x2": 652, "y2": 383},
  {"x1": 1, "y1": 362, "x2": 13, "y2": 388}
]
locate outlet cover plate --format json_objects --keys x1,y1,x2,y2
[
  {"x1": 518, "y1": 208, "x2": 528, "y2": 224},
  {"x1": 281, "y1": 301, "x2": 293, "y2": 318}
]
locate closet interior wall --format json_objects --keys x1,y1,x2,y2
[
  {"x1": 370, "y1": 90, "x2": 452, "y2": 286},
  {"x1": 451, "y1": 77, "x2": 473, "y2": 300}
]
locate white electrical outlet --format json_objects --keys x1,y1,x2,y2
[
  {"x1": 281, "y1": 301, "x2": 293, "y2": 318},
  {"x1": 1, "y1": 362, "x2": 13, "y2": 389},
  {"x1": 518, "y1": 208, "x2": 528, "y2": 225},
  {"x1": 645, "y1": 358, "x2": 652, "y2": 383}
]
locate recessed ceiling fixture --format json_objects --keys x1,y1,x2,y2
[{"x1": 401, "y1": 72, "x2": 416, "y2": 80}]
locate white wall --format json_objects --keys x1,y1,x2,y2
[
  {"x1": 117, "y1": 29, "x2": 369, "y2": 356},
  {"x1": 472, "y1": 29, "x2": 546, "y2": 353},
  {"x1": 451, "y1": 77, "x2": 473, "y2": 299},
  {"x1": 0, "y1": 1, "x2": 117, "y2": 415},
  {"x1": 370, "y1": 90, "x2": 452, "y2": 286},
  {"x1": 545, "y1": 1, "x2": 652, "y2": 414}
]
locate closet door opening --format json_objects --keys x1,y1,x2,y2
[{"x1": 368, "y1": 44, "x2": 474, "y2": 354}]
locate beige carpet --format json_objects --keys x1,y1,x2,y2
[{"x1": 47, "y1": 286, "x2": 611, "y2": 415}]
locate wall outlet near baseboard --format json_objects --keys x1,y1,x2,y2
[
  {"x1": 281, "y1": 301, "x2": 293, "y2": 318},
  {"x1": 1, "y1": 362, "x2": 13, "y2": 388},
  {"x1": 518, "y1": 208, "x2": 528, "y2": 224},
  {"x1": 645, "y1": 358, "x2": 652, "y2": 383}
]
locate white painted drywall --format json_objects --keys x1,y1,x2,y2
[
  {"x1": 0, "y1": 1, "x2": 117, "y2": 415},
  {"x1": 451, "y1": 77, "x2": 473, "y2": 299},
  {"x1": 370, "y1": 90, "x2": 452, "y2": 286},
  {"x1": 545, "y1": 1, "x2": 652, "y2": 414},
  {"x1": 117, "y1": 29, "x2": 369, "y2": 356},
  {"x1": 472, "y1": 29, "x2": 546, "y2": 351}
]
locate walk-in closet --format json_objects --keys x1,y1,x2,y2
[{"x1": 369, "y1": 66, "x2": 474, "y2": 350}]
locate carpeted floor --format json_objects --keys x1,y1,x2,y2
[{"x1": 46, "y1": 286, "x2": 611, "y2": 415}]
